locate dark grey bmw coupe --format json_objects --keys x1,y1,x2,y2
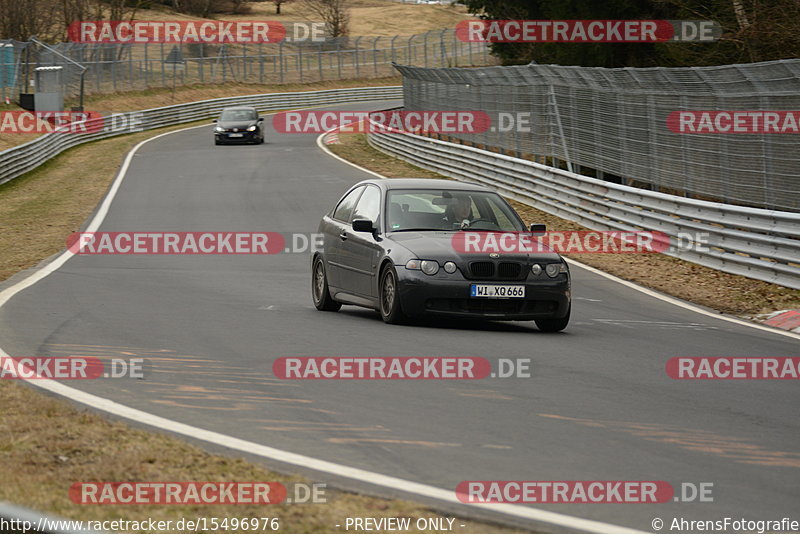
[{"x1": 312, "y1": 178, "x2": 571, "y2": 331}]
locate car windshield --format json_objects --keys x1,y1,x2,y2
[
  {"x1": 385, "y1": 189, "x2": 525, "y2": 232},
  {"x1": 220, "y1": 109, "x2": 257, "y2": 121}
]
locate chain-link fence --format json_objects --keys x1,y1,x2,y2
[
  {"x1": 0, "y1": 30, "x2": 488, "y2": 106},
  {"x1": 396, "y1": 60, "x2": 800, "y2": 212}
]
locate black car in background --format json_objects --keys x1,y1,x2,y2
[
  {"x1": 213, "y1": 106, "x2": 264, "y2": 145},
  {"x1": 312, "y1": 178, "x2": 571, "y2": 331}
]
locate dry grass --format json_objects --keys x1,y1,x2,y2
[
  {"x1": 328, "y1": 133, "x2": 800, "y2": 317},
  {"x1": 133, "y1": 0, "x2": 473, "y2": 37},
  {"x1": 0, "y1": 381, "x2": 525, "y2": 533}
]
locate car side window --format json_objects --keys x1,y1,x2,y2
[
  {"x1": 332, "y1": 186, "x2": 364, "y2": 222},
  {"x1": 351, "y1": 186, "x2": 381, "y2": 225}
]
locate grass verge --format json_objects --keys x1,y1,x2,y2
[
  {"x1": 132, "y1": 0, "x2": 473, "y2": 38},
  {"x1": 327, "y1": 133, "x2": 800, "y2": 318},
  {"x1": 0, "y1": 381, "x2": 523, "y2": 533}
]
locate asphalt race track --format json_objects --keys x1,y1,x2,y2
[{"x1": 1, "y1": 100, "x2": 798, "y2": 533}]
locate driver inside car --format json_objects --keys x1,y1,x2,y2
[{"x1": 443, "y1": 194, "x2": 473, "y2": 229}]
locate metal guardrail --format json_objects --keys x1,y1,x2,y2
[
  {"x1": 0, "y1": 501, "x2": 108, "y2": 534},
  {"x1": 0, "y1": 85, "x2": 402, "y2": 186},
  {"x1": 366, "y1": 127, "x2": 800, "y2": 290}
]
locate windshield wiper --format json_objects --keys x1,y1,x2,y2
[{"x1": 389, "y1": 228, "x2": 442, "y2": 232}]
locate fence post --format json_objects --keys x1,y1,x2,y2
[
  {"x1": 439, "y1": 28, "x2": 447, "y2": 67},
  {"x1": 259, "y1": 43, "x2": 264, "y2": 83},
  {"x1": 279, "y1": 40, "x2": 284, "y2": 83},
  {"x1": 354, "y1": 37, "x2": 362, "y2": 78},
  {"x1": 336, "y1": 39, "x2": 342, "y2": 79},
  {"x1": 373, "y1": 36, "x2": 379, "y2": 76},
  {"x1": 317, "y1": 42, "x2": 324, "y2": 81},
  {"x1": 298, "y1": 44, "x2": 303, "y2": 82},
  {"x1": 423, "y1": 32, "x2": 428, "y2": 67},
  {"x1": 160, "y1": 43, "x2": 165, "y2": 87}
]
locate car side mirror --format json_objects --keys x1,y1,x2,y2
[
  {"x1": 212, "y1": 119, "x2": 217, "y2": 123},
  {"x1": 257, "y1": 117, "x2": 264, "y2": 122},
  {"x1": 530, "y1": 223, "x2": 546, "y2": 234},
  {"x1": 352, "y1": 219, "x2": 375, "y2": 233}
]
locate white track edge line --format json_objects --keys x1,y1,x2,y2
[
  {"x1": 0, "y1": 118, "x2": 648, "y2": 534},
  {"x1": 315, "y1": 129, "x2": 800, "y2": 342}
]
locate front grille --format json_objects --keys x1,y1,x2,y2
[
  {"x1": 469, "y1": 261, "x2": 494, "y2": 278},
  {"x1": 468, "y1": 261, "x2": 525, "y2": 280},
  {"x1": 498, "y1": 262, "x2": 521, "y2": 279}
]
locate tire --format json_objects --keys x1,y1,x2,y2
[
  {"x1": 214, "y1": 139, "x2": 221, "y2": 145},
  {"x1": 379, "y1": 264, "x2": 407, "y2": 324},
  {"x1": 259, "y1": 134, "x2": 265, "y2": 144},
  {"x1": 312, "y1": 256, "x2": 341, "y2": 312},
  {"x1": 535, "y1": 305, "x2": 570, "y2": 332}
]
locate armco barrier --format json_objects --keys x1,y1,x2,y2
[
  {"x1": 0, "y1": 85, "x2": 402, "y2": 186},
  {"x1": 366, "y1": 126, "x2": 800, "y2": 290}
]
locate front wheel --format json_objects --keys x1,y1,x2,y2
[
  {"x1": 379, "y1": 265, "x2": 407, "y2": 324},
  {"x1": 312, "y1": 257, "x2": 341, "y2": 312},
  {"x1": 535, "y1": 305, "x2": 570, "y2": 332}
]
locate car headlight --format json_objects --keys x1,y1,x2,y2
[
  {"x1": 420, "y1": 260, "x2": 439, "y2": 275},
  {"x1": 214, "y1": 126, "x2": 225, "y2": 132},
  {"x1": 443, "y1": 261, "x2": 457, "y2": 274},
  {"x1": 531, "y1": 263, "x2": 542, "y2": 275},
  {"x1": 247, "y1": 125, "x2": 257, "y2": 131},
  {"x1": 545, "y1": 262, "x2": 567, "y2": 277}
]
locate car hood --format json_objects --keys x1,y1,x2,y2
[
  {"x1": 218, "y1": 120, "x2": 258, "y2": 130},
  {"x1": 387, "y1": 231, "x2": 562, "y2": 263}
]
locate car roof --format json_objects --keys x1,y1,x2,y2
[{"x1": 358, "y1": 178, "x2": 492, "y2": 192}]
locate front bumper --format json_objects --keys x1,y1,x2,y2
[
  {"x1": 396, "y1": 269, "x2": 570, "y2": 320},
  {"x1": 215, "y1": 131, "x2": 259, "y2": 143}
]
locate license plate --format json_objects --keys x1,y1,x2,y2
[
  {"x1": 229, "y1": 133, "x2": 243, "y2": 137},
  {"x1": 470, "y1": 284, "x2": 525, "y2": 298}
]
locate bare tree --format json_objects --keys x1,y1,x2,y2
[
  {"x1": 300, "y1": 0, "x2": 349, "y2": 38},
  {"x1": 272, "y1": 0, "x2": 292, "y2": 15},
  {"x1": 0, "y1": 0, "x2": 60, "y2": 41}
]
